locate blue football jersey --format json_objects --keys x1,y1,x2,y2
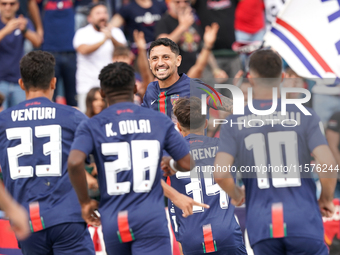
[
  {"x1": 0, "y1": 97, "x2": 87, "y2": 231},
  {"x1": 71, "y1": 102, "x2": 189, "y2": 246},
  {"x1": 169, "y1": 134, "x2": 244, "y2": 254},
  {"x1": 218, "y1": 99, "x2": 327, "y2": 246},
  {"x1": 141, "y1": 73, "x2": 217, "y2": 121}
]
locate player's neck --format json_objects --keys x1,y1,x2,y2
[
  {"x1": 1, "y1": 16, "x2": 13, "y2": 24},
  {"x1": 158, "y1": 73, "x2": 181, "y2": 89},
  {"x1": 106, "y1": 95, "x2": 134, "y2": 106},
  {"x1": 25, "y1": 90, "x2": 53, "y2": 101},
  {"x1": 252, "y1": 87, "x2": 281, "y2": 100}
]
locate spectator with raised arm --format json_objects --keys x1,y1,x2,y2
[
  {"x1": 0, "y1": 0, "x2": 41, "y2": 109},
  {"x1": 74, "y1": 2, "x2": 127, "y2": 112}
]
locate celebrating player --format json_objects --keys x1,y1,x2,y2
[
  {"x1": 214, "y1": 49, "x2": 337, "y2": 254},
  {"x1": 67, "y1": 62, "x2": 193, "y2": 255},
  {"x1": 162, "y1": 97, "x2": 247, "y2": 255},
  {"x1": 0, "y1": 51, "x2": 95, "y2": 254},
  {"x1": 142, "y1": 37, "x2": 233, "y2": 118}
]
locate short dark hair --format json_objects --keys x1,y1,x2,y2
[
  {"x1": 148, "y1": 38, "x2": 180, "y2": 56},
  {"x1": 20, "y1": 51, "x2": 55, "y2": 90},
  {"x1": 173, "y1": 97, "x2": 206, "y2": 130},
  {"x1": 87, "y1": 2, "x2": 106, "y2": 16},
  {"x1": 248, "y1": 49, "x2": 282, "y2": 78},
  {"x1": 98, "y1": 62, "x2": 135, "y2": 94}
]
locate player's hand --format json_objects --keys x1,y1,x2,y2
[
  {"x1": 101, "y1": 27, "x2": 112, "y2": 40},
  {"x1": 87, "y1": 174, "x2": 99, "y2": 191},
  {"x1": 172, "y1": 193, "x2": 210, "y2": 218},
  {"x1": 133, "y1": 30, "x2": 146, "y2": 50},
  {"x1": 5, "y1": 202, "x2": 30, "y2": 240},
  {"x1": 161, "y1": 156, "x2": 176, "y2": 177},
  {"x1": 213, "y1": 68, "x2": 228, "y2": 83},
  {"x1": 81, "y1": 199, "x2": 101, "y2": 227},
  {"x1": 203, "y1": 22, "x2": 219, "y2": 50},
  {"x1": 231, "y1": 185, "x2": 245, "y2": 207},
  {"x1": 318, "y1": 198, "x2": 335, "y2": 218}
]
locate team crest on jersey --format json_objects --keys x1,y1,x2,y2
[{"x1": 171, "y1": 95, "x2": 179, "y2": 106}]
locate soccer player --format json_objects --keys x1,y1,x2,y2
[
  {"x1": 161, "y1": 97, "x2": 247, "y2": 255},
  {"x1": 142, "y1": 37, "x2": 233, "y2": 119},
  {"x1": 214, "y1": 49, "x2": 337, "y2": 254},
  {"x1": 67, "y1": 62, "x2": 193, "y2": 255},
  {"x1": 0, "y1": 181, "x2": 30, "y2": 241},
  {"x1": 0, "y1": 51, "x2": 95, "y2": 254}
]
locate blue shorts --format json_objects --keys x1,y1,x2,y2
[
  {"x1": 252, "y1": 237, "x2": 329, "y2": 255},
  {"x1": 18, "y1": 222, "x2": 95, "y2": 255},
  {"x1": 105, "y1": 236, "x2": 172, "y2": 255}
]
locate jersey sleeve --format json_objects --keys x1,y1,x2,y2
[
  {"x1": 306, "y1": 109, "x2": 328, "y2": 152},
  {"x1": 71, "y1": 119, "x2": 95, "y2": 156},
  {"x1": 141, "y1": 89, "x2": 150, "y2": 108},
  {"x1": 163, "y1": 117, "x2": 189, "y2": 161},
  {"x1": 327, "y1": 111, "x2": 340, "y2": 133},
  {"x1": 190, "y1": 78, "x2": 223, "y2": 110},
  {"x1": 217, "y1": 116, "x2": 238, "y2": 157}
]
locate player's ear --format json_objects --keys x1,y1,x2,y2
[
  {"x1": 176, "y1": 55, "x2": 182, "y2": 67},
  {"x1": 50, "y1": 77, "x2": 56, "y2": 90},
  {"x1": 281, "y1": 72, "x2": 284, "y2": 82},
  {"x1": 176, "y1": 122, "x2": 182, "y2": 132},
  {"x1": 133, "y1": 84, "x2": 137, "y2": 94},
  {"x1": 204, "y1": 119, "x2": 208, "y2": 129},
  {"x1": 100, "y1": 88, "x2": 106, "y2": 99},
  {"x1": 18, "y1": 78, "x2": 25, "y2": 91}
]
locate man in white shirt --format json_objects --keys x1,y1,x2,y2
[{"x1": 73, "y1": 2, "x2": 127, "y2": 112}]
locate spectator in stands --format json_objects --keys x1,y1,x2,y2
[
  {"x1": 110, "y1": 0, "x2": 167, "y2": 45},
  {"x1": 192, "y1": 0, "x2": 242, "y2": 82},
  {"x1": 235, "y1": 0, "x2": 265, "y2": 69},
  {"x1": 0, "y1": 0, "x2": 41, "y2": 109},
  {"x1": 155, "y1": 0, "x2": 203, "y2": 74},
  {"x1": 40, "y1": 0, "x2": 77, "y2": 106},
  {"x1": 74, "y1": 2, "x2": 127, "y2": 112},
  {"x1": 16, "y1": 0, "x2": 43, "y2": 40}
]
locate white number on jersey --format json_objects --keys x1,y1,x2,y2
[
  {"x1": 6, "y1": 125, "x2": 62, "y2": 180},
  {"x1": 245, "y1": 131, "x2": 301, "y2": 189},
  {"x1": 176, "y1": 169, "x2": 229, "y2": 213},
  {"x1": 102, "y1": 140, "x2": 160, "y2": 195}
]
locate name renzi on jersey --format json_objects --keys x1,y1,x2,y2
[
  {"x1": 191, "y1": 146, "x2": 218, "y2": 161},
  {"x1": 106, "y1": 119, "x2": 151, "y2": 137},
  {"x1": 11, "y1": 107, "x2": 56, "y2": 122}
]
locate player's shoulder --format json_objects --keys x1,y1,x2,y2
[{"x1": 55, "y1": 103, "x2": 88, "y2": 123}]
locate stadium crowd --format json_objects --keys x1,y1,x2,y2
[{"x1": 1, "y1": 0, "x2": 340, "y2": 255}]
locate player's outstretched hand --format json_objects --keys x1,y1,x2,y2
[
  {"x1": 318, "y1": 198, "x2": 335, "y2": 218},
  {"x1": 173, "y1": 193, "x2": 210, "y2": 218},
  {"x1": 161, "y1": 156, "x2": 176, "y2": 177},
  {"x1": 231, "y1": 185, "x2": 245, "y2": 207},
  {"x1": 81, "y1": 199, "x2": 101, "y2": 227},
  {"x1": 6, "y1": 203, "x2": 30, "y2": 240}
]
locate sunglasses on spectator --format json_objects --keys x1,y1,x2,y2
[
  {"x1": 174, "y1": 0, "x2": 190, "y2": 4},
  {"x1": 1, "y1": 2, "x2": 17, "y2": 6}
]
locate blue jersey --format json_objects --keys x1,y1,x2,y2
[
  {"x1": 218, "y1": 99, "x2": 327, "y2": 246},
  {"x1": 141, "y1": 73, "x2": 217, "y2": 121},
  {"x1": 0, "y1": 97, "x2": 87, "y2": 231},
  {"x1": 71, "y1": 102, "x2": 189, "y2": 246},
  {"x1": 169, "y1": 134, "x2": 244, "y2": 254}
]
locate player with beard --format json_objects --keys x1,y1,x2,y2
[
  {"x1": 73, "y1": 2, "x2": 127, "y2": 112},
  {"x1": 142, "y1": 37, "x2": 233, "y2": 118}
]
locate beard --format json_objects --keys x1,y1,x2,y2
[
  {"x1": 94, "y1": 19, "x2": 107, "y2": 29},
  {"x1": 152, "y1": 67, "x2": 174, "y2": 81}
]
